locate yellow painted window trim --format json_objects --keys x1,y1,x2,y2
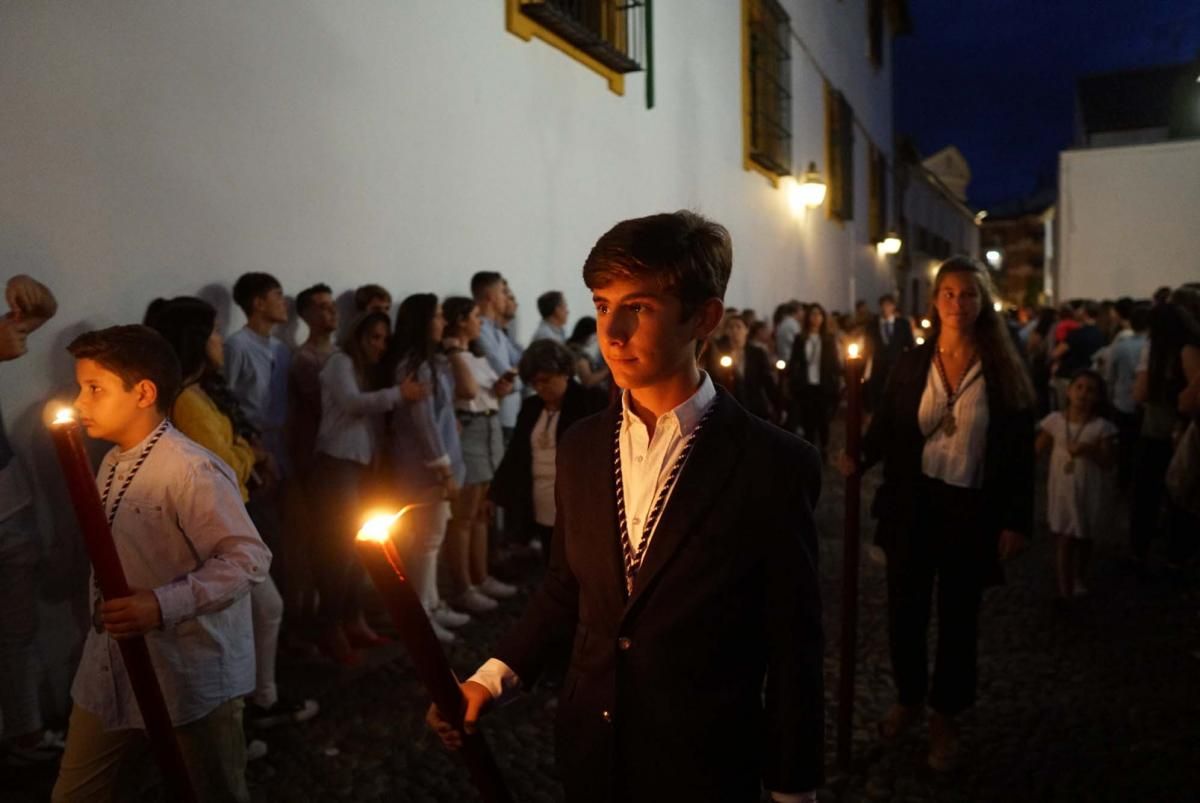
[
  {"x1": 741, "y1": 0, "x2": 780, "y2": 189},
  {"x1": 506, "y1": 0, "x2": 625, "y2": 95}
]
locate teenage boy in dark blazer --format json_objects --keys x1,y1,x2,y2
[
  {"x1": 864, "y1": 293, "x2": 915, "y2": 413},
  {"x1": 429, "y1": 211, "x2": 824, "y2": 803}
]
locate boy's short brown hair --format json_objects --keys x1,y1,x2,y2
[
  {"x1": 582, "y1": 210, "x2": 732, "y2": 320},
  {"x1": 67, "y1": 325, "x2": 183, "y2": 414}
]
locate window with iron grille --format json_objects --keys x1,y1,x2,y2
[
  {"x1": 868, "y1": 143, "x2": 887, "y2": 241},
  {"x1": 868, "y1": 0, "x2": 884, "y2": 69},
  {"x1": 745, "y1": 0, "x2": 792, "y2": 177},
  {"x1": 515, "y1": 0, "x2": 646, "y2": 75},
  {"x1": 825, "y1": 83, "x2": 854, "y2": 221}
]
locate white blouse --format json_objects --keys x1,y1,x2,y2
[
  {"x1": 454, "y1": 353, "x2": 501, "y2": 414},
  {"x1": 918, "y1": 359, "x2": 989, "y2": 489},
  {"x1": 530, "y1": 407, "x2": 560, "y2": 527}
]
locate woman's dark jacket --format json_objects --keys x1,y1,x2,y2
[
  {"x1": 859, "y1": 343, "x2": 1034, "y2": 587},
  {"x1": 489, "y1": 379, "x2": 608, "y2": 532},
  {"x1": 787, "y1": 332, "x2": 841, "y2": 402}
]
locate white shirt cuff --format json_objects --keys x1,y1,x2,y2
[
  {"x1": 770, "y1": 792, "x2": 817, "y2": 803},
  {"x1": 424, "y1": 455, "x2": 452, "y2": 470},
  {"x1": 153, "y1": 580, "x2": 194, "y2": 630},
  {"x1": 466, "y1": 657, "x2": 522, "y2": 704}
]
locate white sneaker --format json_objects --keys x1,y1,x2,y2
[
  {"x1": 431, "y1": 619, "x2": 457, "y2": 645},
  {"x1": 431, "y1": 603, "x2": 471, "y2": 629},
  {"x1": 453, "y1": 587, "x2": 499, "y2": 613},
  {"x1": 246, "y1": 739, "x2": 268, "y2": 761},
  {"x1": 478, "y1": 576, "x2": 517, "y2": 599}
]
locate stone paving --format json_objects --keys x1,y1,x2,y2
[{"x1": 6, "y1": 446, "x2": 1200, "y2": 802}]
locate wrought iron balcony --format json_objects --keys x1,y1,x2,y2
[{"x1": 518, "y1": 0, "x2": 646, "y2": 74}]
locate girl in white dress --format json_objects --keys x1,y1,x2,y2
[{"x1": 1036, "y1": 369, "x2": 1118, "y2": 598}]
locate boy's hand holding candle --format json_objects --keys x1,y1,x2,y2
[{"x1": 99, "y1": 589, "x2": 164, "y2": 638}]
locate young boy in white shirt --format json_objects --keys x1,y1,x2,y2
[{"x1": 52, "y1": 325, "x2": 271, "y2": 803}]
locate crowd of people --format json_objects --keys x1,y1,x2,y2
[{"x1": 0, "y1": 220, "x2": 1197, "y2": 799}]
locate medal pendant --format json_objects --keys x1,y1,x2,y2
[
  {"x1": 1064, "y1": 459, "x2": 1075, "y2": 475},
  {"x1": 941, "y1": 413, "x2": 957, "y2": 436}
]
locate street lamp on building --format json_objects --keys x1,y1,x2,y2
[
  {"x1": 985, "y1": 249, "x2": 1002, "y2": 268},
  {"x1": 796, "y1": 162, "x2": 828, "y2": 208},
  {"x1": 877, "y1": 231, "x2": 902, "y2": 255}
]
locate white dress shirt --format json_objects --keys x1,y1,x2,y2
[
  {"x1": 775, "y1": 316, "x2": 801, "y2": 362},
  {"x1": 71, "y1": 425, "x2": 271, "y2": 730},
  {"x1": 803, "y1": 334, "x2": 822, "y2": 385},
  {"x1": 530, "y1": 407, "x2": 560, "y2": 527},
  {"x1": 918, "y1": 359, "x2": 989, "y2": 489}
]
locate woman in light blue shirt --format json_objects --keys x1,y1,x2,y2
[{"x1": 385, "y1": 294, "x2": 468, "y2": 644}]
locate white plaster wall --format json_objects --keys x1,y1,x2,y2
[
  {"x1": 0, "y1": 0, "x2": 895, "y2": 723},
  {"x1": 1058, "y1": 140, "x2": 1200, "y2": 300}
]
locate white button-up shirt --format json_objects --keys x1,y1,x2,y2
[
  {"x1": 918, "y1": 359, "x2": 989, "y2": 489},
  {"x1": 71, "y1": 425, "x2": 271, "y2": 730}
]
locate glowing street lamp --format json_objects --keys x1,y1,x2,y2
[
  {"x1": 877, "y1": 232, "x2": 902, "y2": 256},
  {"x1": 796, "y1": 162, "x2": 828, "y2": 209}
]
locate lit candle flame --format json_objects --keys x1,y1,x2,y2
[
  {"x1": 356, "y1": 509, "x2": 405, "y2": 543},
  {"x1": 920, "y1": 318, "x2": 931, "y2": 329},
  {"x1": 847, "y1": 343, "x2": 861, "y2": 360},
  {"x1": 356, "y1": 504, "x2": 428, "y2": 543},
  {"x1": 775, "y1": 359, "x2": 787, "y2": 371},
  {"x1": 53, "y1": 407, "x2": 75, "y2": 425},
  {"x1": 719, "y1": 355, "x2": 733, "y2": 368}
]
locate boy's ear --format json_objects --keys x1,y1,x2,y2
[
  {"x1": 134, "y1": 379, "x2": 160, "y2": 411},
  {"x1": 692, "y1": 298, "x2": 725, "y2": 342}
]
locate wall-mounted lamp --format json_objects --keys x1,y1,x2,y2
[
  {"x1": 985, "y1": 249, "x2": 1002, "y2": 268},
  {"x1": 796, "y1": 162, "x2": 827, "y2": 209},
  {"x1": 877, "y1": 231, "x2": 902, "y2": 255}
]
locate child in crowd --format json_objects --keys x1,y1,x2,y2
[
  {"x1": 145, "y1": 297, "x2": 317, "y2": 739},
  {"x1": 440, "y1": 297, "x2": 516, "y2": 614},
  {"x1": 1036, "y1": 369, "x2": 1118, "y2": 598},
  {"x1": 386, "y1": 294, "x2": 468, "y2": 644},
  {"x1": 53, "y1": 326, "x2": 271, "y2": 802}
]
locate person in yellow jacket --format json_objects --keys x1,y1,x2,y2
[{"x1": 145, "y1": 297, "x2": 318, "y2": 750}]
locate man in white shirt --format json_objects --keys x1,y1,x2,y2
[
  {"x1": 429, "y1": 212, "x2": 824, "y2": 803},
  {"x1": 471, "y1": 272, "x2": 523, "y2": 437}
]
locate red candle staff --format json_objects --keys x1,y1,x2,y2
[
  {"x1": 837, "y1": 343, "x2": 865, "y2": 771},
  {"x1": 48, "y1": 409, "x2": 196, "y2": 802},
  {"x1": 356, "y1": 511, "x2": 513, "y2": 803}
]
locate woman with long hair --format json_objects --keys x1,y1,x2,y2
[
  {"x1": 144, "y1": 297, "x2": 317, "y2": 738},
  {"x1": 440, "y1": 297, "x2": 516, "y2": 614},
  {"x1": 312, "y1": 311, "x2": 413, "y2": 665},
  {"x1": 384, "y1": 294, "x2": 469, "y2": 644},
  {"x1": 787, "y1": 303, "x2": 840, "y2": 457},
  {"x1": 841, "y1": 256, "x2": 1035, "y2": 772},
  {"x1": 566, "y1": 316, "x2": 610, "y2": 389}
]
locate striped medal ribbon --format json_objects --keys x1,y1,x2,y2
[
  {"x1": 91, "y1": 420, "x2": 170, "y2": 632},
  {"x1": 614, "y1": 401, "x2": 717, "y2": 596}
]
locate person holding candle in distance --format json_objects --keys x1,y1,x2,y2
[
  {"x1": 428, "y1": 211, "x2": 825, "y2": 803},
  {"x1": 787, "y1": 303, "x2": 841, "y2": 462},
  {"x1": 52, "y1": 325, "x2": 271, "y2": 803},
  {"x1": 0, "y1": 275, "x2": 65, "y2": 765},
  {"x1": 838, "y1": 256, "x2": 1035, "y2": 772}
]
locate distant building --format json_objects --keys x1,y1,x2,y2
[
  {"x1": 1054, "y1": 55, "x2": 1200, "y2": 300},
  {"x1": 896, "y1": 142, "x2": 980, "y2": 317},
  {"x1": 1075, "y1": 59, "x2": 1200, "y2": 148}
]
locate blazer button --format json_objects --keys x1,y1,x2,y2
[
  {"x1": 601, "y1": 709, "x2": 612, "y2": 724},
  {"x1": 617, "y1": 637, "x2": 632, "y2": 651}
]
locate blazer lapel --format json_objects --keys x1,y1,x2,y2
[
  {"x1": 581, "y1": 402, "x2": 628, "y2": 614},
  {"x1": 623, "y1": 390, "x2": 747, "y2": 615}
]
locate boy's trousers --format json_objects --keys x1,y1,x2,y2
[{"x1": 51, "y1": 697, "x2": 249, "y2": 803}]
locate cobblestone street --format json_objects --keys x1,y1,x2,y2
[{"x1": 7, "y1": 449, "x2": 1200, "y2": 803}]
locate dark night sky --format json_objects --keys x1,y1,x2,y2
[{"x1": 894, "y1": 1, "x2": 1200, "y2": 210}]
